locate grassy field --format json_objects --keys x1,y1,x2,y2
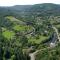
[
  {"x1": 55, "y1": 24, "x2": 60, "y2": 28},
  {"x1": 13, "y1": 25, "x2": 33, "y2": 32},
  {"x1": 6, "y1": 16, "x2": 26, "y2": 25},
  {"x1": 28, "y1": 35, "x2": 49, "y2": 44},
  {"x1": 4, "y1": 16, "x2": 49, "y2": 44},
  {"x1": 2, "y1": 28, "x2": 15, "y2": 40},
  {"x1": 6, "y1": 16, "x2": 33, "y2": 32}
]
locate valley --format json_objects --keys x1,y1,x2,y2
[{"x1": 0, "y1": 3, "x2": 60, "y2": 60}]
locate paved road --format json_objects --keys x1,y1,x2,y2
[
  {"x1": 29, "y1": 26, "x2": 60, "y2": 60},
  {"x1": 29, "y1": 47, "x2": 50, "y2": 60},
  {"x1": 52, "y1": 26, "x2": 60, "y2": 41}
]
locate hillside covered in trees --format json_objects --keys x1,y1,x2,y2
[{"x1": 1, "y1": 3, "x2": 60, "y2": 60}]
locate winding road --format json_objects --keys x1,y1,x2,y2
[
  {"x1": 29, "y1": 47, "x2": 51, "y2": 60},
  {"x1": 29, "y1": 26, "x2": 60, "y2": 60},
  {"x1": 52, "y1": 26, "x2": 60, "y2": 41},
  {"x1": 29, "y1": 50, "x2": 39, "y2": 60}
]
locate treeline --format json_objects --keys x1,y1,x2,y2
[
  {"x1": 36, "y1": 42, "x2": 60, "y2": 60},
  {"x1": 0, "y1": 33, "x2": 30, "y2": 60}
]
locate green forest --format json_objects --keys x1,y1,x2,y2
[{"x1": 1, "y1": 3, "x2": 60, "y2": 60}]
